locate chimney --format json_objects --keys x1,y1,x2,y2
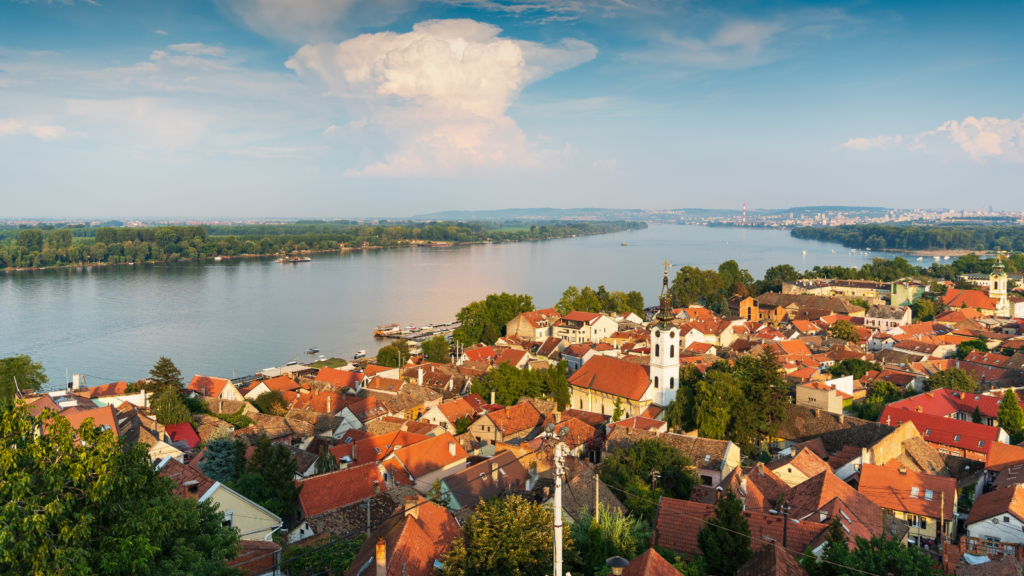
[
  {"x1": 490, "y1": 390, "x2": 495, "y2": 405},
  {"x1": 404, "y1": 495, "x2": 419, "y2": 519},
  {"x1": 838, "y1": 413, "x2": 844, "y2": 424},
  {"x1": 555, "y1": 412, "x2": 561, "y2": 424},
  {"x1": 418, "y1": 368, "x2": 423, "y2": 386},
  {"x1": 376, "y1": 537, "x2": 387, "y2": 576},
  {"x1": 715, "y1": 487, "x2": 723, "y2": 501},
  {"x1": 491, "y1": 462, "x2": 499, "y2": 483},
  {"x1": 449, "y1": 442, "x2": 457, "y2": 457},
  {"x1": 627, "y1": 426, "x2": 633, "y2": 435},
  {"x1": 353, "y1": 443, "x2": 357, "y2": 460},
  {"x1": 814, "y1": 409, "x2": 821, "y2": 418},
  {"x1": 543, "y1": 486, "x2": 550, "y2": 499},
  {"x1": 327, "y1": 395, "x2": 332, "y2": 413},
  {"x1": 899, "y1": 466, "x2": 907, "y2": 475}
]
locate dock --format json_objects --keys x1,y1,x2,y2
[{"x1": 377, "y1": 322, "x2": 461, "y2": 343}]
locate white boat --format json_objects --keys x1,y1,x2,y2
[
  {"x1": 214, "y1": 256, "x2": 222, "y2": 261},
  {"x1": 354, "y1": 350, "x2": 366, "y2": 359},
  {"x1": 934, "y1": 256, "x2": 941, "y2": 260},
  {"x1": 422, "y1": 324, "x2": 434, "y2": 331},
  {"x1": 943, "y1": 256, "x2": 950, "y2": 260},
  {"x1": 917, "y1": 257, "x2": 923, "y2": 261}
]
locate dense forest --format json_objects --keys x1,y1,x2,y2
[
  {"x1": 0, "y1": 220, "x2": 646, "y2": 269},
  {"x1": 792, "y1": 224, "x2": 1024, "y2": 252}
]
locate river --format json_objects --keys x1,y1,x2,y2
[{"x1": 1, "y1": 225, "x2": 897, "y2": 389}]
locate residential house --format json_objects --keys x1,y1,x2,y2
[
  {"x1": 754, "y1": 293, "x2": 866, "y2": 321},
  {"x1": 289, "y1": 462, "x2": 387, "y2": 543},
  {"x1": 857, "y1": 464, "x2": 956, "y2": 546},
  {"x1": 885, "y1": 388, "x2": 1024, "y2": 428},
  {"x1": 157, "y1": 457, "x2": 282, "y2": 541},
  {"x1": 505, "y1": 308, "x2": 561, "y2": 341},
  {"x1": 560, "y1": 468, "x2": 628, "y2": 523},
  {"x1": 468, "y1": 402, "x2": 543, "y2": 445},
  {"x1": 329, "y1": 430, "x2": 431, "y2": 469},
  {"x1": 783, "y1": 469, "x2": 888, "y2": 541},
  {"x1": 343, "y1": 496, "x2": 460, "y2": 576},
  {"x1": 879, "y1": 406, "x2": 1008, "y2": 461},
  {"x1": 767, "y1": 447, "x2": 833, "y2": 487},
  {"x1": 439, "y1": 450, "x2": 532, "y2": 510},
  {"x1": 335, "y1": 396, "x2": 390, "y2": 436},
  {"x1": 494, "y1": 348, "x2": 532, "y2": 369},
  {"x1": 796, "y1": 382, "x2": 851, "y2": 415},
  {"x1": 187, "y1": 375, "x2": 245, "y2": 402},
  {"x1": 421, "y1": 397, "x2": 480, "y2": 432},
  {"x1": 392, "y1": 432, "x2": 470, "y2": 493},
  {"x1": 864, "y1": 305, "x2": 912, "y2": 330},
  {"x1": 618, "y1": 548, "x2": 685, "y2": 576},
  {"x1": 563, "y1": 342, "x2": 619, "y2": 373},
  {"x1": 532, "y1": 337, "x2": 568, "y2": 360},
  {"x1": 965, "y1": 484, "x2": 1024, "y2": 546},
  {"x1": 458, "y1": 345, "x2": 498, "y2": 365},
  {"x1": 552, "y1": 311, "x2": 620, "y2": 344}
]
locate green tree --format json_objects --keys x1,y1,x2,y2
[
  {"x1": 601, "y1": 439, "x2": 698, "y2": 522},
  {"x1": 453, "y1": 293, "x2": 534, "y2": 345},
  {"x1": 760, "y1": 264, "x2": 799, "y2": 293},
  {"x1": 912, "y1": 298, "x2": 937, "y2": 322},
  {"x1": 0, "y1": 354, "x2": 48, "y2": 410},
  {"x1": 426, "y1": 477, "x2": 452, "y2": 508},
  {"x1": 828, "y1": 320, "x2": 860, "y2": 343},
  {"x1": 153, "y1": 390, "x2": 192, "y2": 425},
  {"x1": 927, "y1": 368, "x2": 977, "y2": 393},
  {"x1": 953, "y1": 338, "x2": 989, "y2": 360},
  {"x1": 731, "y1": 349, "x2": 790, "y2": 456},
  {"x1": 670, "y1": 266, "x2": 723, "y2": 307},
  {"x1": 612, "y1": 397, "x2": 624, "y2": 422},
  {"x1": 423, "y1": 335, "x2": 452, "y2": 363},
  {"x1": 998, "y1": 388, "x2": 1024, "y2": 443},
  {"x1": 664, "y1": 365, "x2": 704, "y2": 433},
  {"x1": 804, "y1": 517, "x2": 847, "y2": 576},
  {"x1": 569, "y1": 505, "x2": 653, "y2": 576},
  {"x1": 0, "y1": 402, "x2": 240, "y2": 575},
  {"x1": 555, "y1": 285, "x2": 602, "y2": 315},
  {"x1": 375, "y1": 344, "x2": 403, "y2": 368},
  {"x1": 253, "y1": 391, "x2": 287, "y2": 415},
  {"x1": 200, "y1": 433, "x2": 245, "y2": 484},
  {"x1": 148, "y1": 356, "x2": 184, "y2": 396},
  {"x1": 827, "y1": 358, "x2": 881, "y2": 380},
  {"x1": 231, "y1": 435, "x2": 301, "y2": 518},
  {"x1": 697, "y1": 489, "x2": 752, "y2": 576},
  {"x1": 16, "y1": 229, "x2": 44, "y2": 251},
  {"x1": 805, "y1": 535, "x2": 940, "y2": 576},
  {"x1": 972, "y1": 406, "x2": 983, "y2": 423},
  {"x1": 471, "y1": 362, "x2": 542, "y2": 406},
  {"x1": 443, "y1": 495, "x2": 574, "y2": 576},
  {"x1": 282, "y1": 534, "x2": 365, "y2": 575},
  {"x1": 481, "y1": 322, "x2": 500, "y2": 346},
  {"x1": 314, "y1": 445, "x2": 340, "y2": 476},
  {"x1": 695, "y1": 371, "x2": 738, "y2": 440},
  {"x1": 454, "y1": 415, "x2": 474, "y2": 434},
  {"x1": 625, "y1": 291, "x2": 646, "y2": 316}
]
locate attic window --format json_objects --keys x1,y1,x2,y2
[
  {"x1": 344, "y1": 437, "x2": 353, "y2": 444},
  {"x1": 840, "y1": 510, "x2": 851, "y2": 522},
  {"x1": 911, "y1": 487, "x2": 919, "y2": 498},
  {"x1": 954, "y1": 435, "x2": 961, "y2": 442},
  {"x1": 704, "y1": 454, "x2": 711, "y2": 463},
  {"x1": 375, "y1": 448, "x2": 382, "y2": 454},
  {"x1": 925, "y1": 429, "x2": 931, "y2": 435},
  {"x1": 979, "y1": 440, "x2": 985, "y2": 447},
  {"x1": 925, "y1": 490, "x2": 933, "y2": 501}
]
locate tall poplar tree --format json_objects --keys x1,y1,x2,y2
[
  {"x1": 697, "y1": 489, "x2": 752, "y2": 576},
  {"x1": 998, "y1": 388, "x2": 1024, "y2": 443}
]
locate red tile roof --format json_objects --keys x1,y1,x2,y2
[
  {"x1": 889, "y1": 388, "x2": 1024, "y2": 421},
  {"x1": 76, "y1": 381, "x2": 129, "y2": 398},
  {"x1": 364, "y1": 365, "x2": 393, "y2": 377},
  {"x1": 158, "y1": 457, "x2": 217, "y2": 500},
  {"x1": 288, "y1": 390, "x2": 345, "y2": 414},
  {"x1": 164, "y1": 422, "x2": 201, "y2": 448},
  {"x1": 188, "y1": 375, "x2": 231, "y2": 397},
  {"x1": 257, "y1": 375, "x2": 300, "y2": 393},
  {"x1": 485, "y1": 402, "x2": 544, "y2": 436},
  {"x1": 517, "y1": 308, "x2": 561, "y2": 328},
  {"x1": 393, "y1": 432, "x2": 468, "y2": 478},
  {"x1": 986, "y1": 442, "x2": 1024, "y2": 473},
  {"x1": 857, "y1": 464, "x2": 956, "y2": 520},
  {"x1": 799, "y1": 381, "x2": 851, "y2": 400},
  {"x1": 61, "y1": 405, "x2": 123, "y2": 437},
  {"x1": 494, "y1": 348, "x2": 528, "y2": 367},
  {"x1": 296, "y1": 462, "x2": 386, "y2": 518},
  {"x1": 653, "y1": 497, "x2": 826, "y2": 557},
  {"x1": 772, "y1": 340, "x2": 813, "y2": 356},
  {"x1": 330, "y1": 431, "x2": 430, "y2": 466},
  {"x1": 963, "y1": 350, "x2": 1013, "y2": 368},
  {"x1": 622, "y1": 548, "x2": 684, "y2": 576},
  {"x1": 345, "y1": 497, "x2": 460, "y2": 576},
  {"x1": 568, "y1": 355, "x2": 651, "y2": 401},
  {"x1": 879, "y1": 406, "x2": 1001, "y2": 457},
  {"x1": 685, "y1": 342, "x2": 714, "y2": 354},
  {"x1": 768, "y1": 447, "x2": 831, "y2": 479},
  {"x1": 560, "y1": 311, "x2": 604, "y2": 324},
  {"x1": 942, "y1": 289, "x2": 999, "y2": 311},
  {"x1": 784, "y1": 471, "x2": 883, "y2": 538},
  {"x1": 437, "y1": 398, "x2": 478, "y2": 424},
  {"x1": 343, "y1": 396, "x2": 390, "y2": 422},
  {"x1": 462, "y1": 346, "x2": 498, "y2": 364},
  {"x1": 966, "y1": 484, "x2": 1024, "y2": 526}
]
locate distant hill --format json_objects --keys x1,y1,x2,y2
[{"x1": 410, "y1": 206, "x2": 892, "y2": 221}]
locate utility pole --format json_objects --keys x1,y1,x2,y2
[
  {"x1": 553, "y1": 439, "x2": 564, "y2": 576},
  {"x1": 650, "y1": 469, "x2": 661, "y2": 491},
  {"x1": 782, "y1": 502, "x2": 791, "y2": 548}
]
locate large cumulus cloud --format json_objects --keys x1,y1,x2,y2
[{"x1": 286, "y1": 19, "x2": 596, "y2": 176}]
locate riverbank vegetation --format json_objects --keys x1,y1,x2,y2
[
  {"x1": 792, "y1": 223, "x2": 1024, "y2": 252},
  {"x1": 0, "y1": 219, "x2": 647, "y2": 270}
]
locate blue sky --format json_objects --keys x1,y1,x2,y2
[{"x1": 1, "y1": 0, "x2": 1022, "y2": 218}]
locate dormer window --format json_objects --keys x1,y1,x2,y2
[{"x1": 911, "y1": 487, "x2": 919, "y2": 498}]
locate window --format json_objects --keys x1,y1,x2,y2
[
  {"x1": 911, "y1": 487, "x2": 919, "y2": 498},
  {"x1": 979, "y1": 440, "x2": 985, "y2": 447},
  {"x1": 654, "y1": 376, "x2": 659, "y2": 388},
  {"x1": 222, "y1": 511, "x2": 235, "y2": 528},
  {"x1": 1005, "y1": 516, "x2": 1011, "y2": 523},
  {"x1": 925, "y1": 429, "x2": 931, "y2": 435},
  {"x1": 670, "y1": 377, "x2": 675, "y2": 390},
  {"x1": 954, "y1": 435, "x2": 961, "y2": 442},
  {"x1": 580, "y1": 399, "x2": 584, "y2": 409},
  {"x1": 925, "y1": 490, "x2": 933, "y2": 501},
  {"x1": 670, "y1": 345, "x2": 675, "y2": 358},
  {"x1": 655, "y1": 344, "x2": 660, "y2": 357}
]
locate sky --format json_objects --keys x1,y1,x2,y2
[{"x1": 1, "y1": 0, "x2": 1022, "y2": 219}]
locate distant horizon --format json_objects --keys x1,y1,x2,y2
[{"x1": 1, "y1": 205, "x2": 1016, "y2": 223}]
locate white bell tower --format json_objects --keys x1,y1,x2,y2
[
  {"x1": 990, "y1": 257, "x2": 1010, "y2": 316},
  {"x1": 650, "y1": 260, "x2": 680, "y2": 407}
]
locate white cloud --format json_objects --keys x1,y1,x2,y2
[
  {"x1": 838, "y1": 114, "x2": 1024, "y2": 163},
  {"x1": 836, "y1": 134, "x2": 903, "y2": 151},
  {"x1": 0, "y1": 118, "x2": 86, "y2": 140},
  {"x1": 155, "y1": 30, "x2": 168, "y2": 35},
  {"x1": 287, "y1": 19, "x2": 596, "y2": 176},
  {"x1": 215, "y1": 0, "x2": 414, "y2": 43},
  {"x1": 66, "y1": 98, "x2": 214, "y2": 151},
  {"x1": 169, "y1": 43, "x2": 225, "y2": 56}
]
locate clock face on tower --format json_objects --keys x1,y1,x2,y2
[{"x1": 654, "y1": 331, "x2": 660, "y2": 338}]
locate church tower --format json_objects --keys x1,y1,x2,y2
[
  {"x1": 990, "y1": 257, "x2": 1010, "y2": 316},
  {"x1": 649, "y1": 261, "x2": 680, "y2": 407}
]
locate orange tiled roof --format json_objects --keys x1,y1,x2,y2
[
  {"x1": 76, "y1": 381, "x2": 129, "y2": 398},
  {"x1": 62, "y1": 405, "x2": 123, "y2": 437},
  {"x1": 188, "y1": 375, "x2": 231, "y2": 397},
  {"x1": 858, "y1": 464, "x2": 956, "y2": 520},
  {"x1": 517, "y1": 308, "x2": 561, "y2": 328},
  {"x1": 344, "y1": 497, "x2": 460, "y2": 576},
  {"x1": 494, "y1": 349, "x2": 528, "y2": 367},
  {"x1": 784, "y1": 471, "x2": 884, "y2": 538},
  {"x1": 158, "y1": 457, "x2": 217, "y2": 500},
  {"x1": 942, "y1": 289, "x2": 999, "y2": 311},
  {"x1": 260, "y1": 375, "x2": 302, "y2": 393},
  {"x1": 393, "y1": 432, "x2": 468, "y2": 478},
  {"x1": 463, "y1": 346, "x2": 498, "y2": 364},
  {"x1": 486, "y1": 402, "x2": 544, "y2": 435},
  {"x1": 296, "y1": 462, "x2": 386, "y2": 518},
  {"x1": 966, "y1": 484, "x2": 1024, "y2": 526},
  {"x1": 622, "y1": 548, "x2": 685, "y2": 576},
  {"x1": 568, "y1": 355, "x2": 651, "y2": 402}
]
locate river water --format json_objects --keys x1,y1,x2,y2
[{"x1": 1, "y1": 225, "x2": 894, "y2": 388}]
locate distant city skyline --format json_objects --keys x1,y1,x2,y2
[{"x1": 1, "y1": 0, "x2": 1022, "y2": 218}]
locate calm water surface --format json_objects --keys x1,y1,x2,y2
[{"x1": 1, "y1": 225, "x2": 894, "y2": 388}]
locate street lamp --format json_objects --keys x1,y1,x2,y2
[{"x1": 606, "y1": 556, "x2": 630, "y2": 576}]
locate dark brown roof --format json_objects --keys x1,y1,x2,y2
[
  {"x1": 775, "y1": 404, "x2": 882, "y2": 448},
  {"x1": 442, "y1": 451, "x2": 530, "y2": 509},
  {"x1": 955, "y1": 555, "x2": 1022, "y2": 576},
  {"x1": 736, "y1": 541, "x2": 809, "y2": 576},
  {"x1": 561, "y1": 468, "x2": 627, "y2": 521},
  {"x1": 605, "y1": 427, "x2": 732, "y2": 471}
]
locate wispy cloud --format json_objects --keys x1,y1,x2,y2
[
  {"x1": 837, "y1": 113, "x2": 1024, "y2": 163},
  {"x1": 169, "y1": 43, "x2": 225, "y2": 56},
  {"x1": 0, "y1": 118, "x2": 86, "y2": 140},
  {"x1": 66, "y1": 98, "x2": 215, "y2": 151},
  {"x1": 155, "y1": 30, "x2": 168, "y2": 35}
]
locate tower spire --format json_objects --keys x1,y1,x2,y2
[{"x1": 657, "y1": 260, "x2": 674, "y2": 322}]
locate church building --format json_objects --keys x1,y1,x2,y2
[
  {"x1": 567, "y1": 264, "x2": 680, "y2": 421},
  {"x1": 942, "y1": 259, "x2": 1011, "y2": 318}
]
